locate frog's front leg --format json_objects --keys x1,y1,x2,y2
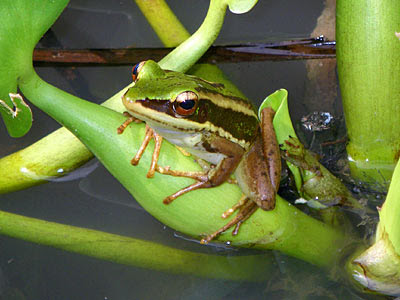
[
  {"x1": 118, "y1": 117, "x2": 244, "y2": 204},
  {"x1": 118, "y1": 121, "x2": 163, "y2": 178},
  {"x1": 162, "y1": 138, "x2": 245, "y2": 203},
  {"x1": 134, "y1": 125, "x2": 163, "y2": 178}
]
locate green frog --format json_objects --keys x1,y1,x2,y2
[{"x1": 119, "y1": 60, "x2": 281, "y2": 243}]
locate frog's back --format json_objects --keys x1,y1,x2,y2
[{"x1": 188, "y1": 77, "x2": 260, "y2": 150}]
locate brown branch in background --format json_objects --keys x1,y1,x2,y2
[
  {"x1": 305, "y1": 0, "x2": 337, "y2": 114},
  {"x1": 33, "y1": 37, "x2": 335, "y2": 66}
]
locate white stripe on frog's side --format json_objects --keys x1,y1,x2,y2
[
  {"x1": 126, "y1": 101, "x2": 251, "y2": 150},
  {"x1": 196, "y1": 89, "x2": 257, "y2": 118}
]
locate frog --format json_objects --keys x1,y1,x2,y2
[{"x1": 118, "y1": 60, "x2": 281, "y2": 244}]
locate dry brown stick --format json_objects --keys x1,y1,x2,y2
[{"x1": 33, "y1": 37, "x2": 336, "y2": 66}]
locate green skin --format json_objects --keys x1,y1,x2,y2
[{"x1": 122, "y1": 60, "x2": 281, "y2": 242}]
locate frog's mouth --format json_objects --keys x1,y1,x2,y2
[
  {"x1": 136, "y1": 99, "x2": 175, "y2": 117},
  {"x1": 128, "y1": 99, "x2": 197, "y2": 132}
]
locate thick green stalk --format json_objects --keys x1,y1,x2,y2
[
  {"x1": 346, "y1": 159, "x2": 400, "y2": 295},
  {"x1": 336, "y1": 0, "x2": 400, "y2": 184},
  {"x1": 0, "y1": 210, "x2": 271, "y2": 281},
  {"x1": 379, "y1": 165, "x2": 400, "y2": 254}
]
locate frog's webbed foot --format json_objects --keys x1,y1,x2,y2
[{"x1": 201, "y1": 198, "x2": 258, "y2": 244}]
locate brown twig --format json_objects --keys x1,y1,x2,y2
[{"x1": 33, "y1": 37, "x2": 336, "y2": 66}]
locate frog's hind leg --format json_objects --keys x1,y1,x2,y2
[
  {"x1": 160, "y1": 140, "x2": 244, "y2": 204},
  {"x1": 200, "y1": 198, "x2": 258, "y2": 244},
  {"x1": 259, "y1": 106, "x2": 281, "y2": 194},
  {"x1": 221, "y1": 194, "x2": 247, "y2": 218}
]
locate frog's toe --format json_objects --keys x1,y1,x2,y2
[{"x1": 201, "y1": 200, "x2": 258, "y2": 244}]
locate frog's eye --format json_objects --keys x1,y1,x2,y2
[
  {"x1": 132, "y1": 61, "x2": 146, "y2": 82},
  {"x1": 173, "y1": 91, "x2": 198, "y2": 116}
]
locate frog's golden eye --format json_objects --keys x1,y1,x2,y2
[
  {"x1": 173, "y1": 91, "x2": 198, "y2": 116},
  {"x1": 132, "y1": 61, "x2": 146, "y2": 82}
]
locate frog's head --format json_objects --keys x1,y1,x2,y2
[
  {"x1": 123, "y1": 60, "x2": 216, "y2": 131},
  {"x1": 122, "y1": 60, "x2": 258, "y2": 148}
]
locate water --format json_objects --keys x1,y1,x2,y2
[{"x1": 0, "y1": 0, "x2": 388, "y2": 299}]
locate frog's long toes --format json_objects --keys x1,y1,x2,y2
[
  {"x1": 200, "y1": 238, "x2": 209, "y2": 244},
  {"x1": 163, "y1": 196, "x2": 174, "y2": 204},
  {"x1": 221, "y1": 208, "x2": 235, "y2": 219},
  {"x1": 146, "y1": 169, "x2": 155, "y2": 178},
  {"x1": 130, "y1": 155, "x2": 141, "y2": 165},
  {"x1": 232, "y1": 222, "x2": 242, "y2": 236}
]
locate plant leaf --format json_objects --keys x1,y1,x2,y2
[
  {"x1": 0, "y1": 93, "x2": 32, "y2": 137},
  {"x1": 0, "y1": 0, "x2": 69, "y2": 136}
]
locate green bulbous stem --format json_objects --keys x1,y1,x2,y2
[
  {"x1": 336, "y1": 0, "x2": 400, "y2": 185},
  {"x1": 346, "y1": 150, "x2": 400, "y2": 295},
  {"x1": 17, "y1": 70, "x2": 347, "y2": 267}
]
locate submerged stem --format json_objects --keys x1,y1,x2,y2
[{"x1": 0, "y1": 209, "x2": 272, "y2": 281}]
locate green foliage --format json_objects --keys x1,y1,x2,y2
[
  {"x1": 0, "y1": 93, "x2": 32, "y2": 137},
  {"x1": 0, "y1": 0, "x2": 69, "y2": 137}
]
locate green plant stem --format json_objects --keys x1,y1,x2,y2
[
  {"x1": 337, "y1": 0, "x2": 400, "y2": 184},
  {"x1": 0, "y1": 127, "x2": 93, "y2": 192},
  {"x1": 345, "y1": 159, "x2": 400, "y2": 295},
  {"x1": 379, "y1": 161, "x2": 400, "y2": 254},
  {"x1": 158, "y1": 0, "x2": 227, "y2": 72},
  {"x1": 134, "y1": 0, "x2": 190, "y2": 47},
  {"x1": 0, "y1": 209, "x2": 272, "y2": 281}
]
